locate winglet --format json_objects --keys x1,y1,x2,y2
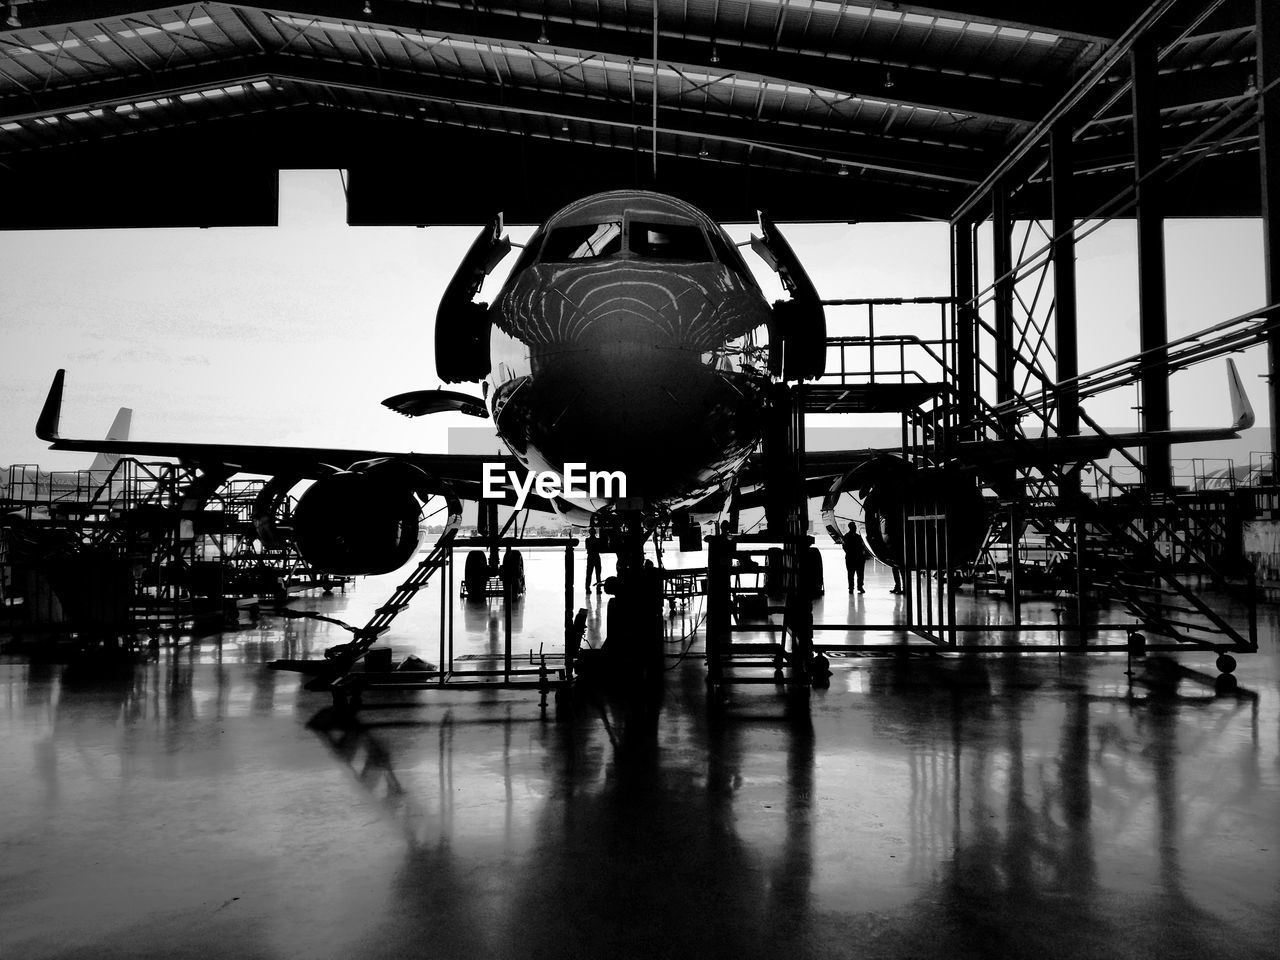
[
  {"x1": 36, "y1": 369, "x2": 65, "y2": 442},
  {"x1": 1227, "y1": 359, "x2": 1255, "y2": 431}
]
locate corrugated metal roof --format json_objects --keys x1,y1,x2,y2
[{"x1": 0, "y1": 0, "x2": 1262, "y2": 221}]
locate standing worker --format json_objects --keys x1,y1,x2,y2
[
  {"x1": 585, "y1": 526, "x2": 603, "y2": 591},
  {"x1": 842, "y1": 527, "x2": 867, "y2": 594}
]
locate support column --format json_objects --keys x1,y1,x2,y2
[
  {"x1": 1131, "y1": 34, "x2": 1172, "y2": 491},
  {"x1": 992, "y1": 185, "x2": 1015, "y2": 419},
  {"x1": 1051, "y1": 121, "x2": 1079, "y2": 440},
  {"x1": 952, "y1": 219, "x2": 977, "y2": 435},
  {"x1": 1260, "y1": 0, "x2": 1280, "y2": 465}
]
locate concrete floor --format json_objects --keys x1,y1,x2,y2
[{"x1": 2, "y1": 554, "x2": 1279, "y2": 960}]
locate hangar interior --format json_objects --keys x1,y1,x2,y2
[{"x1": 2, "y1": 1, "x2": 1280, "y2": 958}]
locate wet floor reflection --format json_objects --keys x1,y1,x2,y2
[{"x1": 2, "y1": 584, "x2": 1278, "y2": 959}]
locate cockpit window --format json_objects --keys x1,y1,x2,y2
[
  {"x1": 541, "y1": 221, "x2": 623, "y2": 261},
  {"x1": 629, "y1": 221, "x2": 712, "y2": 261}
]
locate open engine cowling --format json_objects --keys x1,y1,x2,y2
[
  {"x1": 822, "y1": 455, "x2": 987, "y2": 571},
  {"x1": 292, "y1": 461, "x2": 425, "y2": 575}
]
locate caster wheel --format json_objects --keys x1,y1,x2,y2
[{"x1": 1215, "y1": 653, "x2": 1237, "y2": 675}]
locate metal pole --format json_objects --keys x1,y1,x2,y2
[
  {"x1": 1051, "y1": 120, "x2": 1080, "y2": 441},
  {"x1": 652, "y1": 0, "x2": 659, "y2": 183},
  {"x1": 504, "y1": 564, "x2": 513, "y2": 683},
  {"x1": 993, "y1": 184, "x2": 1014, "y2": 415},
  {"x1": 564, "y1": 541, "x2": 573, "y2": 664},
  {"x1": 448, "y1": 546, "x2": 455, "y2": 675},
  {"x1": 868, "y1": 303, "x2": 876, "y2": 382},
  {"x1": 1259, "y1": 0, "x2": 1280, "y2": 464},
  {"x1": 952, "y1": 220, "x2": 976, "y2": 434},
  {"x1": 1131, "y1": 34, "x2": 1172, "y2": 491},
  {"x1": 440, "y1": 545, "x2": 447, "y2": 683}
]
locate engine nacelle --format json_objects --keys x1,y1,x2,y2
[
  {"x1": 823, "y1": 456, "x2": 987, "y2": 571},
  {"x1": 292, "y1": 463, "x2": 423, "y2": 575}
]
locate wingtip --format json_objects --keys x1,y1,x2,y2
[
  {"x1": 36, "y1": 369, "x2": 65, "y2": 442},
  {"x1": 1227, "y1": 359, "x2": 1255, "y2": 431}
]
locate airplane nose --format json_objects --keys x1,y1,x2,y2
[
  {"x1": 522, "y1": 262, "x2": 721, "y2": 350},
  {"x1": 496, "y1": 342, "x2": 765, "y2": 505}
]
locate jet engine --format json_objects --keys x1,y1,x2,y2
[
  {"x1": 822, "y1": 455, "x2": 988, "y2": 571},
  {"x1": 292, "y1": 460, "x2": 455, "y2": 575}
]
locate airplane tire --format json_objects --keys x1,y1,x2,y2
[
  {"x1": 806, "y1": 545, "x2": 824, "y2": 597},
  {"x1": 464, "y1": 550, "x2": 488, "y2": 600},
  {"x1": 502, "y1": 549, "x2": 525, "y2": 596}
]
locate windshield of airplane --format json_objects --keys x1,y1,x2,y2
[
  {"x1": 629, "y1": 221, "x2": 711, "y2": 261},
  {"x1": 541, "y1": 221, "x2": 623, "y2": 261}
]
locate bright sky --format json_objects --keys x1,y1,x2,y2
[{"x1": 0, "y1": 169, "x2": 1269, "y2": 472}]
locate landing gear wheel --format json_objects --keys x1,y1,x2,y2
[
  {"x1": 502, "y1": 548, "x2": 526, "y2": 596},
  {"x1": 810, "y1": 652, "x2": 831, "y2": 687},
  {"x1": 464, "y1": 550, "x2": 488, "y2": 600},
  {"x1": 1215, "y1": 653, "x2": 1237, "y2": 675}
]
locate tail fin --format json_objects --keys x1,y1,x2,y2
[
  {"x1": 88, "y1": 407, "x2": 132, "y2": 472},
  {"x1": 1227, "y1": 359, "x2": 1255, "y2": 431}
]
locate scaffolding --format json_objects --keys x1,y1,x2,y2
[{"x1": 0, "y1": 458, "x2": 340, "y2": 653}]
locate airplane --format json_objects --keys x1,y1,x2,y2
[
  {"x1": 32, "y1": 190, "x2": 1254, "y2": 588},
  {"x1": 3, "y1": 406, "x2": 132, "y2": 507}
]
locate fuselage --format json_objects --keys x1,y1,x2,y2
[{"x1": 484, "y1": 191, "x2": 773, "y2": 519}]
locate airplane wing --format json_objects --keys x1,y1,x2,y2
[
  {"x1": 800, "y1": 359, "x2": 1255, "y2": 481},
  {"x1": 37, "y1": 370, "x2": 515, "y2": 496}
]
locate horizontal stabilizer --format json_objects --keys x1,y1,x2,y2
[{"x1": 381, "y1": 390, "x2": 489, "y2": 419}]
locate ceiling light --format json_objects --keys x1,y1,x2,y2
[
  {"x1": 709, "y1": 41, "x2": 720, "y2": 64},
  {"x1": 538, "y1": 22, "x2": 549, "y2": 44},
  {"x1": 837, "y1": 166, "x2": 849, "y2": 176},
  {"x1": 883, "y1": 69, "x2": 894, "y2": 89},
  {"x1": 362, "y1": 1, "x2": 372, "y2": 15},
  {"x1": 698, "y1": 147, "x2": 709, "y2": 158},
  {"x1": 5, "y1": 3, "x2": 19, "y2": 28},
  {"x1": 561, "y1": 119, "x2": 569, "y2": 132}
]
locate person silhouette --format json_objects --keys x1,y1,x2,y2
[
  {"x1": 841, "y1": 528, "x2": 867, "y2": 594},
  {"x1": 585, "y1": 527, "x2": 603, "y2": 590}
]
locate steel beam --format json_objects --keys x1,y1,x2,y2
[
  {"x1": 951, "y1": 0, "x2": 1182, "y2": 225},
  {"x1": 1260, "y1": 0, "x2": 1280, "y2": 465},
  {"x1": 1131, "y1": 33, "x2": 1172, "y2": 491},
  {"x1": 0, "y1": 52, "x2": 988, "y2": 184}
]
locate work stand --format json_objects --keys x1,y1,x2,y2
[
  {"x1": 271, "y1": 519, "x2": 581, "y2": 714},
  {"x1": 704, "y1": 382, "x2": 824, "y2": 698}
]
